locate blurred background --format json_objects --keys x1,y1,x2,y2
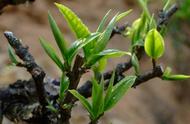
[{"x1": 0, "y1": 0, "x2": 190, "y2": 124}]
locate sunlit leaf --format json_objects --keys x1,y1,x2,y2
[
  {"x1": 48, "y1": 12, "x2": 68, "y2": 61},
  {"x1": 144, "y1": 29, "x2": 165, "y2": 59},
  {"x1": 94, "y1": 14, "x2": 118, "y2": 53},
  {"x1": 40, "y1": 38, "x2": 64, "y2": 70},
  {"x1": 67, "y1": 33, "x2": 100, "y2": 65},
  {"x1": 55, "y1": 3, "x2": 90, "y2": 39},
  {"x1": 87, "y1": 49, "x2": 131, "y2": 66},
  {"x1": 116, "y1": 9, "x2": 132, "y2": 22},
  {"x1": 96, "y1": 10, "x2": 112, "y2": 32}
]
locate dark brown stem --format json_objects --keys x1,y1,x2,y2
[
  {"x1": 0, "y1": 0, "x2": 35, "y2": 13},
  {"x1": 4, "y1": 31, "x2": 47, "y2": 107},
  {"x1": 60, "y1": 55, "x2": 84, "y2": 123},
  {"x1": 152, "y1": 58, "x2": 156, "y2": 70}
]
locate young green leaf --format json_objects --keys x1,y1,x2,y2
[
  {"x1": 104, "y1": 76, "x2": 136, "y2": 111},
  {"x1": 69, "y1": 90, "x2": 95, "y2": 119},
  {"x1": 46, "y1": 101, "x2": 58, "y2": 113},
  {"x1": 104, "y1": 71, "x2": 115, "y2": 110},
  {"x1": 59, "y1": 73, "x2": 69, "y2": 100},
  {"x1": 96, "y1": 58, "x2": 107, "y2": 73},
  {"x1": 40, "y1": 38, "x2": 64, "y2": 70},
  {"x1": 162, "y1": 67, "x2": 190, "y2": 81},
  {"x1": 92, "y1": 78, "x2": 104, "y2": 118},
  {"x1": 131, "y1": 54, "x2": 140, "y2": 75},
  {"x1": 94, "y1": 13, "x2": 118, "y2": 53},
  {"x1": 67, "y1": 33, "x2": 100, "y2": 65},
  {"x1": 8, "y1": 45, "x2": 19, "y2": 65},
  {"x1": 137, "y1": 0, "x2": 151, "y2": 19},
  {"x1": 163, "y1": 74, "x2": 190, "y2": 81},
  {"x1": 96, "y1": 10, "x2": 112, "y2": 32},
  {"x1": 116, "y1": 9, "x2": 132, "y2": 22},
  {"x1": 144, "y1": 29, "x2": 165, "y2": 59},
  {"x1": 55, "y1": 3, "x2": 90, "y2": 39},
  {"x1": 163, "y1": 0, "x2": 171, "y2": 11},
  {"x1": 87, "y1": 49, "x2": 131, "y2": 67},
  {"x1": 48, "y1": 12, "x2": 68, "y2": 61}
]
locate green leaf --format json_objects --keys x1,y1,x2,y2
[
  {"x1": 104, "y1": 71, "x2": 115, "y2": 110},
  {"x1": 96, "y1": 58, "x2": 107, "y2": 73},
  {"x1": 46, "y1": 101, "x2": 58, "y2": 113},
  {"x1": 104, "y1": 76, "x2": 136, "y2": 111},
  {"x1": 137, "y1": 0, "x2": 151, "y2": 19},
  {"x1": 163, "y1": 0, "x2": 171, "y2": 11},
  {"x1": 116, "y1": 9, "x2": 132, "y2": 22},
  {"x1": 131, "y1": 54, "x2": 140, "y2": 75},
  {"x1": 48, "y1": 12, "x2": 68, "y2": 61},
  {"x1": 40, "y1": 38, "x2": 64, "y2": 70},
  {"x1": 162, "y1": 67, "x2": 190, "y2": 81},
  {"x1": 8, "y1": 45, "x2": 19, "y2": 65},
  {"x1": 96, "y1": 10, "x2": 112, "y2": 32},
  {"x1": 144, "y1": 29, "x2": 165, "y2": 59},
  {"x1": 87, "y1": 49, "x2": 131, "y2": 66},
  {"x1": 69, "y1": 90, "x2": 95, "y2": 119},
  {"x1": 163, "y1": 75, "x2": 190, "y2": 81},
  {"x1": 163, "y1": 66, "x2": 172, "y2": 76},
  {"x1": 59, "y1": 73, "x2": 69, "y2": 100},
  {"x1": 67, "y1": 33, "x2": 100, "y2": 65},
  {"x1": 92, "y1": 78, "x2": 104, "y2": 118},
  {"x1": 55, "y1": 3, "x2": 90, "y2": 39},
  {"x1": 94, "y1": 14, "x2": 118, "y2": 53}
]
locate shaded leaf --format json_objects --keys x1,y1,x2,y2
[
  {"x1": 8, "y1": 45, "x2": 19, "y2": 65},
  {"x1": 104, "y1": 71, "x2": 115, "y2": 110},
  {"x1": 59, "y1": 73, "x2": 69, "y2": 100},
  {"x1": 104, "y1": 76, "x2": 136, "y2": 111},
  {"x1": 92, "y1": 78, "x2": 104, "y2": 118},
  {"x1": 131, "y1": 54, "x2": 140, "y2": 75},
  {"x1": 48, "y1": 12, "x2": 68, "y2": 61},
  {"x1": 69, "y1": 90, "x2": 95, "y2": 119},
  {"x1": 40, "y1": 38, "x2": 64, "y2": 70}
]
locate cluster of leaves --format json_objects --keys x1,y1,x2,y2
[
  {"x1": 70, "y1": 73, "x2": 136, "y2": 122},
  {"x1": 6, "y1": 0, "x2": 190, "y2": 123}
]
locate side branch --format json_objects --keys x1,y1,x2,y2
[
  {"x1": 78, "y1": 65, "x2": 164, "y2": 98},
  {"x1": 4, "y1": 31, "x2": 47, "y2": 107}
]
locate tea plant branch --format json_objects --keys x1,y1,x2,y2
[
  {"x1": 78, "y1": 65, "x2": 163, "y2": 98},
  {"x1": 4, "y1": 31, "x2": 47, "y2": 107},
  {"x1": 0, "y1": 0, "x2": 35, "y2": 13},
  {"x1": 78, "y1": 4, "x2": 178, "y2": 98}
]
